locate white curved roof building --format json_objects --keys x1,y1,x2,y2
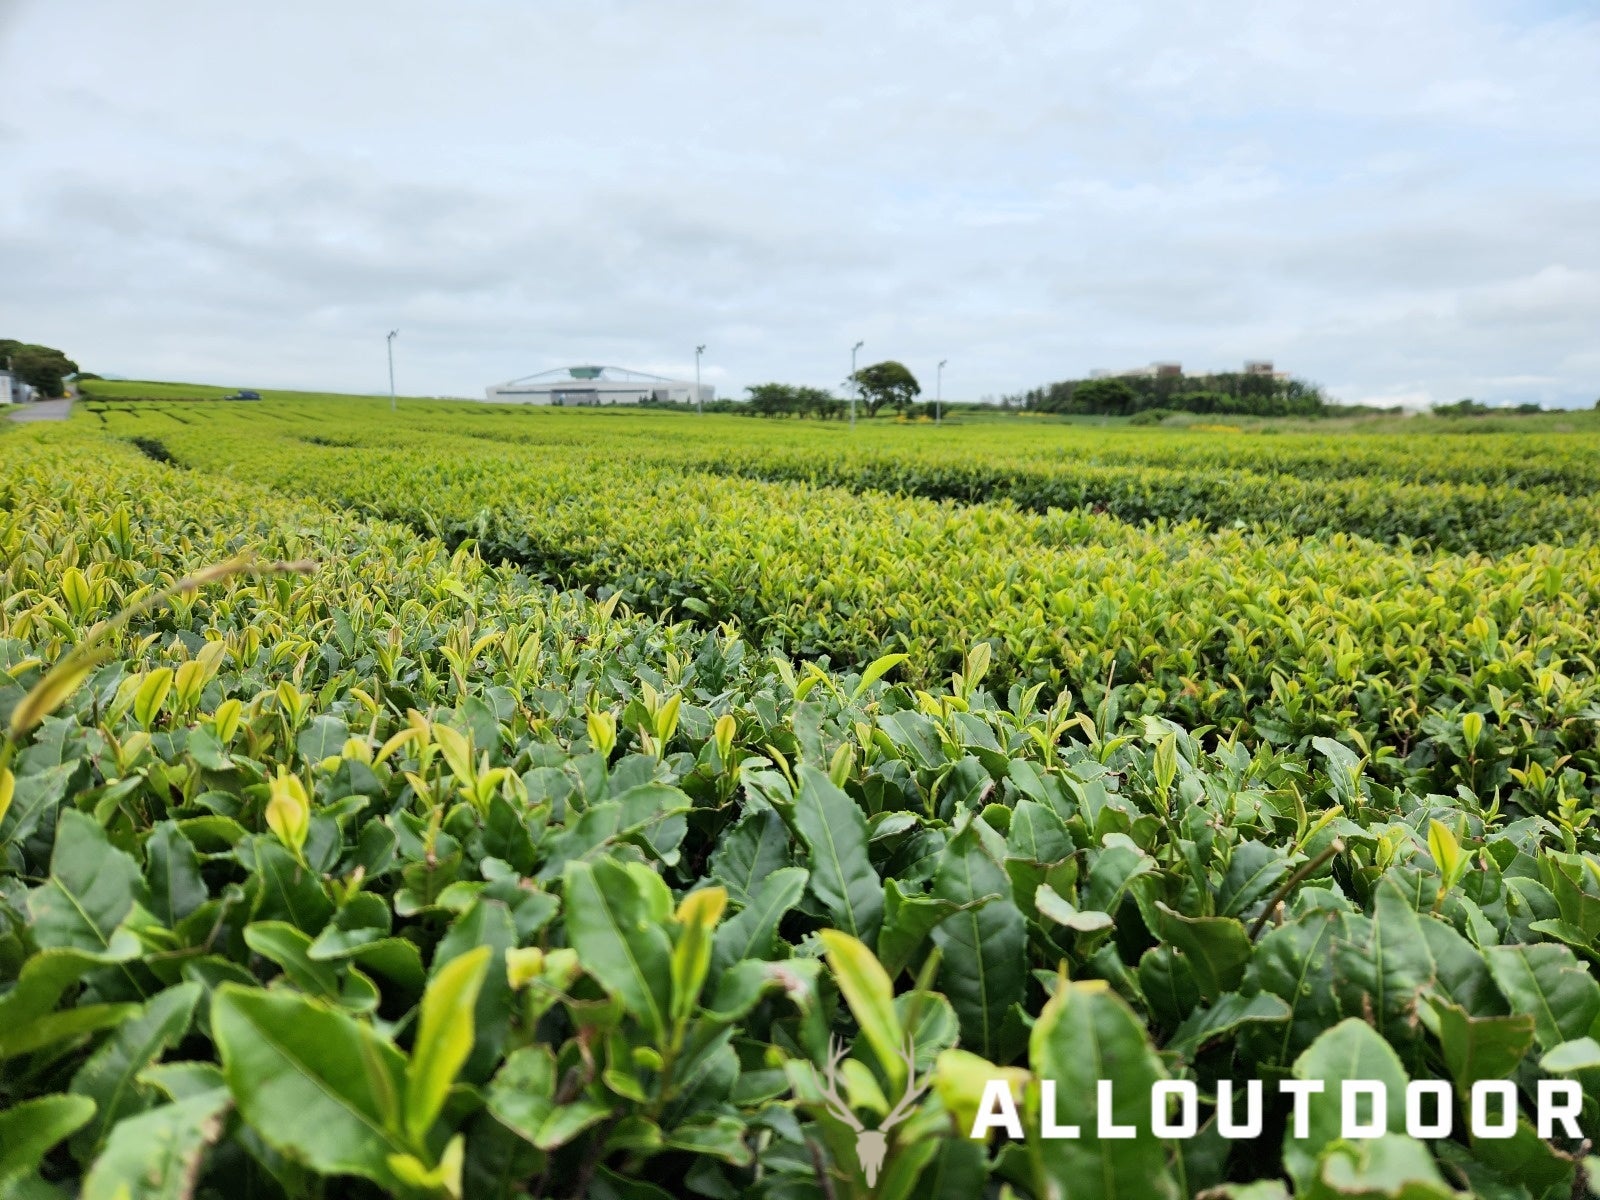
[{"x1": 484, "y1": 365, "x2": 713, "y2": 406}]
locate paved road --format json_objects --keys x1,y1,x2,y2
[{"x1": 5, "y1": 399, "x2": 73, "y2": 422}]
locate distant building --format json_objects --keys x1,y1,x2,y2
[
  {"x1": 484, "y1": 365, "x2": 714, "y2": 406},
  {"x1": 1243, "y1": 360, "x2": 1291, "y2": 381},
  {"x1": 1109, "y1": 362, "x2": 1183, "y2": 379},
  {"x1": 1097, "y1": 360, "x2": 1290, "y2": 382},
  {"x1": 0, "y1": 370, "x2": 39, "y2": 405}
]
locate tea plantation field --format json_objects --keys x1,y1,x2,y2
[{"x1": 2, "y1": 398, "x2": 1597, "y2": 1199}]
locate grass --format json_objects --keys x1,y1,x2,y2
[{"x1": 75, "y1": 379, "x2": 445, "y2": 405}]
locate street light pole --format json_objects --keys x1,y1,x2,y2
[
  {"x1": 386, "y1": 330, "x2": 399, "y2": 412},
  {"x1": 850, "y1": 340, "x2": 864, "y2": 428},
  {"x1": 936, "y1": 359, "x2": 947, "y2": 425},
  {"x1": 695, "y1": 344, "x2": 706, "y2": 415}
]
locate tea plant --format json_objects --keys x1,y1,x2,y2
[
  {"x1": 0, "y1": 415, "x2": 1595, "y2": 1198},
  {"x1": 91, "y1": 406, "x2": 1600, "y2": 805}
]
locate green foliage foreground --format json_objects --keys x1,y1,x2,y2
[{"x1": 0, "y1": 413, "x2": 1597, "y2": 1198}]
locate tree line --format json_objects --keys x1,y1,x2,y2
[
  {"x1": 1004, "y1": 371, "x2": 1329, "y2": 418},
  {"x1": 740, "y1": 361, "x2": 923, "y2": 419}
]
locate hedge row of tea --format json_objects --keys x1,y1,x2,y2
[
  {"x1": 96, "y1": 405, "x2": 1600, "y2": 807},
  {"x1": 296, "y1": 400, "x2": 1600, "y2": 497},
  {"x1": 344, "y1": 408, "x2": 1600, "y2": 554},
  {"x1": 85, "y1": 400, "x2": 1600, "y2": 552},
  {"x1": 680, "y1": 447, "x2": 1600, "y2": 555},
  {"x1": 1, "y1": 416, "x2": 1595, "y2": 1198}
]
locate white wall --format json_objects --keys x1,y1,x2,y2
[{"x1": 484, "y1": 383, "x2": 692, "y2": 405}]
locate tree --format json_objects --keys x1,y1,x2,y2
[
  {"x1": 1433, "y1": 398, "x2": 1489, "y2": 417},
  {"x1": 1068, "y1": 377, "x2": 1139, "y2": 415},
  {"x1": 850, "y1": 361, "x2": 920, "y2": 416},
  {"x1": 0, "y1": 339, "x2": 79, "y2": 398},
  {"x1": 745, "y1": 383, "x2": 797, "y2": 417},
  {"x1": 793, "y1": 386, "x2": 842, "y2": 420},
  {"x1": 1009, "y1": 370, "x2": 1328, "y2": 418},
  {"x1": 743, "y1": 383, "x2": 844, "y2": 419}
]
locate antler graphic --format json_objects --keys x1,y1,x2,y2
[
  {"x1": 815, "y1": 1036, "x2": 864, "y2": 1132},
  {"x1": 876, "y1": 1039, "x2": 931, "y2": 1133},
  {"x1": 812, "y1": 1037, "x2": 931, "y2": 1188}
]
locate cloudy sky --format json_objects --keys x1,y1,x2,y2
[{"x1": 2, "y1": 0, "x2": 1598, "y2": 408}]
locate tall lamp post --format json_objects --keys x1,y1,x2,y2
[
  {"x1": 850, "y1": 340, "x2": 864, "y2": 428},
  {"x1": 936, "y1": 358, "x2": 947, "y2": 425},
  {"x1": 386, "y1": 330, "x2": 399, "y2": 412},
  {"x1": 695, "y1": 344, "x2": 706, "y2": 415}
]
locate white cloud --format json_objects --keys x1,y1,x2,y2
[
  {"x1": 1461, "y1": 265, "x2": 1600, "y2": 321},
  {"x1": 1, "y1": 0, "x2": 1597, "y2": 407}
]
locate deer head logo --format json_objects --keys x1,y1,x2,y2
[{"x1": 816, "y1": 1036, "x2": 930, "y2": 1187}]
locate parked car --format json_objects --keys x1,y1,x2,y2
[{"x1": 223, "y1": 389, "x2": 262, "y2": 401}]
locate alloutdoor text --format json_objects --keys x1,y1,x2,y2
[{"x1": 969, "y1": 1078, "x2": 1585, "y2": 1141}]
